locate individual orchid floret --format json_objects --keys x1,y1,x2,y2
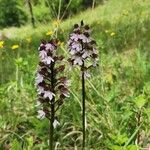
[{"x1": 37, "y1": 110, "x2": 45, "y2": 119}]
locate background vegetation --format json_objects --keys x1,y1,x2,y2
[{"x1": 0, "y1": 0, "x2": 150, "y2": 149}]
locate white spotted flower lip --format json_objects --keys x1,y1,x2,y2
[
  {"x1": 37, "y1": 86, "x2": 44, "y2": 94},
  {"x1": 84, "y1": 71, "x2": 91, "y2": 78},
  {"x1": 45, "y1": 43, "x2": 55, "y2": 51},
  {"x1": 37, "y1": 110, "x2": 45, "y2": 119},
  {"x1": 43, "y1": 91, "x2": 55, "y2": 100},
  {"x1": 53, "y1": 119, "x2": 60, "y2": 128},
  {"x1": 68, "y1": 21, "x2": 98, "y2": 75},
  {"x1": 39, "y1": 50, "x2": 47, "y2": 60},
  {"x1": 42, "y1": 56, "x2": 54, "y2": 65},
  {"x1": 72, "y1": 56, "x2": 83, "y2": 66},
  {"x1": 35, "y1": 73, "x2": 43, "y2": 85}
]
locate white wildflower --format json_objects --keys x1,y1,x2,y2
[
  {"x1": 84, "y1": 71, "x2": 91, "y2": 78},
  {"x1": 37, "y1": 110, "x2": 45, "y2": 119},
  {"x1": 70, "y1": 33, "x2": 80, "y2": 41},
  {"x1": 37, "y1": 86, "x2": 44, "y2": 94},
  {"x1": 53, "y1": 119, "x2": 60, "y2": 128},
  {"x1": 73, "y1": 56, "x2": 83, "y2": 66},
  {"x1": 39, "y1": 50, "x2": 47, "y2": 60},
  {"x1": 45, "y1": 43, "x2": 55, "y2": 51},
  {"x1": 82, "y1": 50, "x2": 92, "y2": 59},
  {"x1": 42, "y1": 56, "x2": 54, "y2": 65},
  {"x1": 35, "y1": 73, "x2": 43, "y2": 85},
  {"x1": 44, "y1": 91, "x2": 55, "y2": 100}
]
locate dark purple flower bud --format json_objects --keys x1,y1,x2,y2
[{"x1": 74, "y1": 24, "x2": 79, "y2": 29}]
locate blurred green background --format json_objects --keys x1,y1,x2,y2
[{"x1": 0, "y1": 0, "x2": 150, "y2": 149}]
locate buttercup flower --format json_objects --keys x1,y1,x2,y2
[
  {"x1": 53, "y1": 20, "x2": 61, "y2": 27},
  {"x1": 110, "y1": 32, "x2": 116, "y2": 36},
  {"x1": 11, "y1": 44, "x2": 19, "y2": 50},
  {"x1": 0, "y1": 41, "x2": 4, "y2": 48},
  {"x1": 46, "y1": 31, "x2": 54, "y2": 36}
]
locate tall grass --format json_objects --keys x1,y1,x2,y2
[{"x1": 0, "y1": 0, "x2": 150, "y2": 149}]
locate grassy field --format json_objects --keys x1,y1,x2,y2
[{"x1": 0, "y1": 0, "x2": 150, "y2": 149}]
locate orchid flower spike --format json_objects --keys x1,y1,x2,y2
[
  {"x1": 68, "y1": 21, "x2": 98, "y2": 76},
  {"x1": 35, "y1": 39, "x2": 69, "y2": 121}
]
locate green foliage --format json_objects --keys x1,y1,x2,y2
[
  {"x1": 46, "y1": 0, "x2": 103, "y2": 19},
  {"x1": 0, "y1": 0, "x2": 150, "y2": 149},
  {"x1": 0, "y1": 0, "x2": 28, "y2": 28},
  {"x1": 12, "y1": 139, "x2": 22, "y2": 150},
  {"x1": 33, "y1": 1, "x2": 51, "y2": 23}
]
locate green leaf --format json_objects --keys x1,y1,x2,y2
[
  {"x1": 12, "y1": 139, "x2": 21, "y2": 150},
  {"x1": 124, "y1": 124, "x2": 142, "y2": 148},
  {"x1": 14, "y1": 57, "x2": 23, "y2": 66},
  {"x1": 144, "y1": 82, "x2": 150, "y2": 95},
  {"x1": 110, "y1": 145, "x2": 122, "y2": 150},
  {"x1": 27, "y1": 136, "x2": 33, "y2": 150},
  {"x1": 116, "y1": 134, "x2": 128, "y2": 145},
  {"x1": 126, "y1": 145, "x2": 138, "y2": 150},
  {"x1": 134, "y1": 94, "x2": 147, "y2": 109},
  {"x1": 144, "y1": 108, "x2": 150, "y2": 120}
]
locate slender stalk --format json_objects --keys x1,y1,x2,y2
[
  {"x1": 92, "y1": 0, "x2": 95, "y2": 9},
  {"x1": 137, "y1": 111, "x2": 141, "y2": 145},
  {"x1": 27, "y1": 0, "x2": 35, "y2": 28},
  {"x1": 57, "y1": 0, "x2": 62, "y2": 20},
  {"x1": 82, "y1": 61, "x2": 86, "y2": 149},
  {"x1": 49, "y1": 62, "x2": 55, "y2": 150}
]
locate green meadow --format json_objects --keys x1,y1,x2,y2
[{"x1": 0, "y1": 0, "x2": 150, "y2": 149}]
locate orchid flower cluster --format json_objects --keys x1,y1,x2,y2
[
  {"x1": 35, "y1": 39, "x2": 69, "y2": 125},
  {"x1": 35, "y1": 21, "x2": 98, "y2": 149},
  {"x1": 68, "y1": 21, "x2": 98, "y2": 76},
  {"x1": 68, "y1": 21, "x2": 98, "y2": 148}
]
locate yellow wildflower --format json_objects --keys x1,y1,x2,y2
[
  {"x1": 46, "y1": 31, "x2": 54, "y2": 36},
  {"x1": 60, "y1": 42, "x2": 64, "y2": 46},
  {"x1": 11, "y1": 44, "x2": 19, "y2": 50},
  {"x1": 105, "y1": 73, "x2": 113, "y2": 85},
  {"x1": 0, "y1": 41, "x2": 4, "y2": 48},
  {"x1": 57, "y1": 41, "x2": 61, "y2": 46},
  {"x1": 110, "y1": 32, "x2": 116, "y2": 36},
  {"x1": 53, "y1": 20, "x2": 61, "y2": 27},
  {"x1": 105, "y1": 30, "x2": 109, "y2": 33},
  {"x1": 26, "y1": 37, "x2": 32, "y2": 43}
]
